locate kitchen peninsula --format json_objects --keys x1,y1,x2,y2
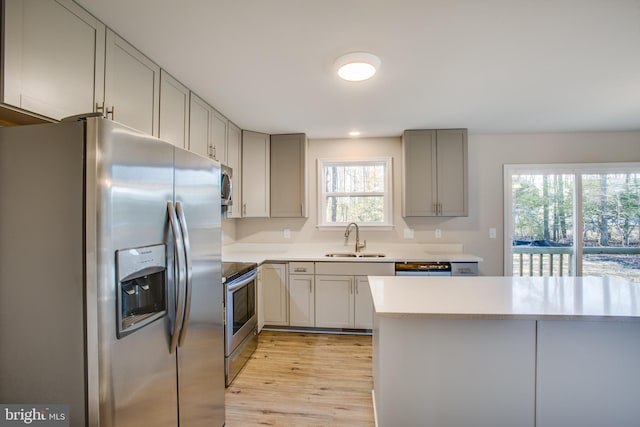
[{"x1": 369, "y1": 276, "x2": 640, "y2": 427}]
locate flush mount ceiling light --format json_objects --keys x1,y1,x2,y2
[
  {"x1": 335, "y1": 52, "x2": 381, "y2": 82},
  {"x1": 348, "y1": 131, "x2": 361, "y2": 137}
]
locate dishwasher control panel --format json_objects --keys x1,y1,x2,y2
[{"x1": 451, "y1": 262, "x2": 479, "y2": 276}]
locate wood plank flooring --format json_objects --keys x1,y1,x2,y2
[{"x1": 225, "y1": 330, "x2": 375, "y2": 427}]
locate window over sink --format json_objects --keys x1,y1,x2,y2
[{"x1": 317, "y1": 157, "x2": 392, "y2": 228}]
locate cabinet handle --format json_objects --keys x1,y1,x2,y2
[
  {"x1": 294, "y1": 268, "x2": 307, "y2": 273},
  {"x1": 309, "y1": 282, "x2": 312, "y2": 294},
  {"x1": 96, "y1": 102, "x2": 114, "y2": 120},
  {"x1": 243, "y1": 204, "x2": 246, "y2": 215},
  {"x1": 95, "y1": 101, "x2": 105, "y2": 117}
]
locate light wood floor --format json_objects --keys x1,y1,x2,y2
[{"x1": 225, "y1": 330, "x2": 375, "y2": 427}]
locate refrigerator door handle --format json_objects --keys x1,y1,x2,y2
[
  {"x1": 175, "y1": 201, "x2": 193, "y2": 347},
  {"x1": 167, "y1": 201, "x2": 186, "y2": 354}
]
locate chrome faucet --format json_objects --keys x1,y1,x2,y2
[{"x1": 344, "y1": 222, "x2": 366, "y2": 253}]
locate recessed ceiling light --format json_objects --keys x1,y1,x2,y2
[
  {"x1": 348, "y1": 131, "x2": 361, "y2": 137},
  {"x1": 335, "y1": 52, "x2": 381, "y2": 82}
]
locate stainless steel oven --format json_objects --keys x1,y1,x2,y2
[{"x1": 223, "y1": 262, "x2": 258, "y2": 386}]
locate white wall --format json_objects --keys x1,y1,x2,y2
[{"x1": 225, "y1": 130, "x2": 640, "y2": 275}]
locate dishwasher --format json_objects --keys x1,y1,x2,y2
[
  {"x1": 395, "y1": 262, "x2": 452, "y2": 276},
  {"x1": 395, "y1": 262, "x2": 479, "y2": 276}
]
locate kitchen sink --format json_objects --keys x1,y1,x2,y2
[{"x1": 325, "y1": 252, "x2": 386, "y2": 258}]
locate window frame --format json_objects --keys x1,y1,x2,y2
[{"x1": 317, "y1": 157, "x2": 393, "y2": 229}]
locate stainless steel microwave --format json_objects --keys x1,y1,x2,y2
[{"x1": 221, "y1": 165, "x2": 232, "y2": 207}]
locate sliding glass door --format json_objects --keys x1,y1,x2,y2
[{"x1": 505, "y1": 164, "x2": 640, "y2": 282}]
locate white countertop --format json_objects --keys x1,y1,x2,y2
[
  {"x1": 222, "y1": 242, "x2": 482, "y2": 264},
  {"x1": 368, "y1": 276, "x2": 640, "y2": 320}
]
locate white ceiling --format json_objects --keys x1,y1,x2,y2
[{"x1": 75, "y1": 0, "x2": 640, "y2": 139}]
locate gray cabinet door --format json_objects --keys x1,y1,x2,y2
[
  {"x1": 159, "y1": 70, "x2": 189, "y2": 149},
  {"x1": 3, "y1": 0, "x2": 105, "y2": 119},
  {"x1": 403, "y1": 129, "x2": 437, "y2": 216},
  {"x1": 104, "y1": 29, "x2": 160, "y2": 136},
  {"x1": 212, "y1": 110, "x2": 228, "y2": 163},
  {"x1": 241, "y1": 130, "x2": 270, "y2": 217},
  {"x1": 226, "y1": 122, "x2": 243, "y2": 218},
  {"x1": 436, "y1": 129, "x2": 468, "y2": 216},
  {"x1": 315, "y1": 275, "x2": 354, "y2": 328},
  {"x1": 402, "y1": 129, "x2": 468, "y2": 217},
  {"x1": 188, "y1": 92, "x2": 213, "y2": 158},
  {"x1": 289, "y1": 275, "x2": 315, "y2": 327},
  {"x1": 270, "y1": 133, "x2": 308, "y2": 217},
  {"x1": 354, "y1": 276, "x2": 374, "y2": 329},
  {"x1": 260, "y1": 264, "x2": 288, "y2": 326}
]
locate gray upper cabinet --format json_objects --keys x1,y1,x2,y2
[
  {"x1": 188, "y1": 92, "x2": 213, "y2": 158},
  {"x1": 212, "y1": 110, "x2": 228, "y2": 163},
  {"x1": 270, "y1": 133, "x2": 308, "y2": 218},
  {"x1": 226, "y1": 122, "x2": 243, "y2": 218},
  {"x1": 159, "y1": 70, "x2": 189, "y2": 149},
  {"x1": 402, "y1": 129, "x2": 468, "y2": 217},
  {"x1": 241, "y1": 130, "x2": 270, "y2": 217},
  {"x1": 104, "y1": 29, "x2": 160, "y2": 136},
  {"x1": 3, "y1": 0, "x2": 105, "y2": 120}
]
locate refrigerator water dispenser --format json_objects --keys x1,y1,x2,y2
[{"x1": 116, "y1": 244, "x2": 167, "y2": 338}]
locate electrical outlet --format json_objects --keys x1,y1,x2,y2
[
  {"x1": 404, "y1": 228, "x2": 415, "y2": 239},
  {"x1": 489, "y1": 227, "x2": 497, "y2": 239},
  {"x1": 435, "y1": 228, "x2": 442, "y2": 239},
  {"x1": 283, "y1": 228, "x2": 291, "y2": 239}
]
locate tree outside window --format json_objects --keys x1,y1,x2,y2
[{"x1": 318, "y1": 158, "x2": 392, "y2": 227}]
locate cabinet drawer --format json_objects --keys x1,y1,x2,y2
[{"x1": 289, "y1": 262, "x2": 314, "y2": 274}]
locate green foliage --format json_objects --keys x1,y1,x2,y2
[
  {"x1": 513, "y1": 173, "x2": 640, "y2": 247},
  {"x1": 324, "y1": 161, "x2": 386, "y2": 224}
]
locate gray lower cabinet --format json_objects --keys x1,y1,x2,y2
[
  {"x1": 3, "y1": 0, "x2": 105, "y2": 120},
  {"x1": 354, "y1": 276, "x2": 375, "y2": 329},
  {"x1": 315, "y1": 275, "x2": 354, "y2": 328},
  {"x1": 315, "y1": 262, "x2": 395, "y2": 329},
  {"x1": 259, "y1": 263, "x2": 288, "y2": 328},
  {"x1": 288, "y1": 262, "x2": 315, "y2": 327},
  {"x1": 260, "y1": 261, "x2": 393, "y2": 330},
  {"x1": 403, "y1": 129, "x2": 468, "y2": 217},
  {"x1": 270, "y1": 133, "x2": 308, "y2": 218}
]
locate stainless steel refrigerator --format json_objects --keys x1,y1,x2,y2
[{"x1": 0, "y1": 117, "x2": 225, "y2": 426}]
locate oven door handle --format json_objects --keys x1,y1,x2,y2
[{"x1": 226, "y1": 270, "x2": 258, "y2": 292}]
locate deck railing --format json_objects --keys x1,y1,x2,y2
[
  {"x1": 512, "y1": 246, "x2": 640, "y2": 277},
  {"x1": 512, "y1": 246, "x2": 574, "y2": 276}
]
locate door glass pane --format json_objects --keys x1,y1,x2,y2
[
  {"x1": 581, "y1": 173, "x2": 640, "y2": 282},
  {"x1": 511, "y1": 174, "x2": 575, "y2": 276}
]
